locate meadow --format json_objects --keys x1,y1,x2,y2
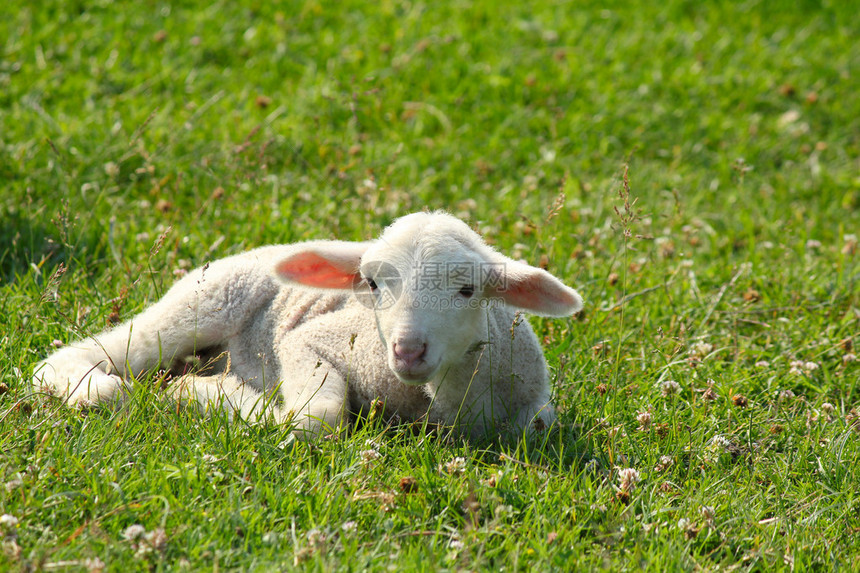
[{"x1": 1, "y1": 0, "x2": 858, "y2": 570}]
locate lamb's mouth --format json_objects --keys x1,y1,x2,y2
[{"x1": 392, "y1": 363, "x2": 438, "y2": 386}]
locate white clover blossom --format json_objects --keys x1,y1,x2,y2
[
  {"x1": 636, "y1": 410, "x2": 652, "y2": 430},
  {"x1": 359, "y1": 449, "x2": 381, "y2": 463},
  {"x1": 341, "y1": 521, "x2": 357, "y2": 533},
  {"x1": 779, "y1": 389, "x2": 796, "y2": 401},
  {"x1": 660, "y1": 380, "x2": 681, "y2": 397},
  {"x1": 262, "y1": 531, "x2": 279, "y2": 545},
  {"x1": 494, "y1": 504, "x2": 513, "y2": 518},
  {"x1": 790, "y1": 360, "x2": 819, "y2": 376},
  {"x1": 122, "y1": 524, "x2": 147, "y2": 541},
  {"x1": 4, "y1": 479, "x2": 23, "y2": 492},
  {"x1": 690, "y1": 341, "x2": 714, "y2": 358},
  {"x1": 0, "y1": 514, "x2": 19, "y2": 530},
  {"x1": 306, "y1": 528, "x2": 327, "y2": 547},
  {"x1": 655, "y1": 455, "x2": 674, "y2": 472},
  {"x1": 617, "y1": 468, "x2": 641, "y2": 491},
  {"x1": 440, "y1": 457, "x2": 467, "y2": 475},
  {"x1": 842, "y1": 234, "x2": 857, "y2": 255},
  {"x1": 711, "y1": 435, "x2": 732, "y2": 451},
  {"x1": 84, "y1": 557, "x2": 106, "y2": 573},
  {"x1": 446, "y1": 457, "x2": 467, "y2": 475},
  {"x1": 145, "y1": 528, "x2": 168, "y2": 551}
]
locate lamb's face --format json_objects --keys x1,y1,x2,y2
[{"x1": 360, "y1": 218, "x2": 491, "y2": 385}]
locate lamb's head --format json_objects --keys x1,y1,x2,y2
[{"x1": 274, "y1": 212, "x2": 583, "y2": 385}]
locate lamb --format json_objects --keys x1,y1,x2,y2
[{"x1": 33, "y1": 211, "x2": 583, "y2": 439}]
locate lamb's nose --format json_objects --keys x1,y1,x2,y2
[{"x1": 393, "y1": 342, "x2": 426, "y2": 367}]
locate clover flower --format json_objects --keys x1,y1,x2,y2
[
  {"x1": 617, "y1": 468, "x2": 640, "y2": 492},
  {"x1": 636, "y1": 410, "x2": 652, "y2": 431},
  {"x1": 660, "y1": 380, "x2": 681, "y2": 397},
  {"x1": 359, "y1": 449, "x2": 382, "y2": 464},
  {"x1": 122, "y1": 524, "x2": 147, "y2": 542},
  {"x1": 440, "y1": 457, "x2": 467, "y2": 476}
]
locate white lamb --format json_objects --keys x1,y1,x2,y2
[{"x1": 33, "y1": 211, "x2": 583, "y2": 439}]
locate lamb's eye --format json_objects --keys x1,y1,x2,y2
[
  {"x1": 366, "y1": 278, "x2": 378, "y2": 291},
  {"x1": 458, "y1": 284, "x2": 475, "y2": 298}
]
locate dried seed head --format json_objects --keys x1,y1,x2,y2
[
  {"x1": 399, "y1": 477, "x2": 418, "y2": 494},
  {"x1": 743, "y1": 288, "x2": 762, "y2": 302}
]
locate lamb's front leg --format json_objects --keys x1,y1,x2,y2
[
  {"x1": 169, "y1": 359, "x2": 347, "y2": 440},
  {"x1": 169, "y1": 373, "x2": 280, "y2": 423}
]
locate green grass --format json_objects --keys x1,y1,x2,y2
[{"x1": 2, "y1": 0, "x2": 859, "y2": 569}]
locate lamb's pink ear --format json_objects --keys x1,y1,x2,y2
[
  {"x1": 487, "y1": 260, "x2": 583, "y2": 317},
  {"x1": 275, "y1": 242, "x2": 369, "y2": 289}
]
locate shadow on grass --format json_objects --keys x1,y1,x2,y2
[
  {"x1": 0, "y1": 206, "x2": 110, "y2": 286},
  {"x1": 0, "y1": 210, "x2": 55, "y2": 281},
  {"x1": 349, "y1": 403, "x2": 596, "y2": 475}
]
